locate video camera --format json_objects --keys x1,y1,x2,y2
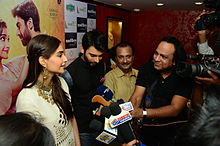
[
  {"x1": 176, "y1": 54, "x2": 220, "y2": 77},
  {"x1": 176, "y1": 0, "x2": 220, "y2": 78},
  {"x1": 194, "y1": 0, "x2": 220, "y2": 30}
]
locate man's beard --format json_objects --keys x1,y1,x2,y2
[
  {"x1": 20, "y1": 28, "x2": 32, "y2": 46},
  {"x1": 83, "y1": 54, "x2": 98, "y2": 67}
]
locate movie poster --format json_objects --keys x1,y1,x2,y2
[{"x1": 0, "y1": 0, "x2": 64, "y2": 115}]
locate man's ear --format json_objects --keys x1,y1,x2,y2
[
  {"x1": 80, "y1": 45, "x2": 84, "y2": 54},
  {"x1": 27, "y1": 17, "x2": 34, "y2": 30},
  {"x1": 39, "y1": 56, "x2": 47, "y2": 68}
]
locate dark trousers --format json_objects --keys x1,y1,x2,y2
[
  {"x1": 141, "y1": 124, "x2": 183, "y2": 146},
  {"x1": 80, "y1": 132, "x2": 104, "y2": 146}
]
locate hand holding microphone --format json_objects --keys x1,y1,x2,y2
[
  {"x1": 101, "y1": 102, "x2": 136, "y2": 143},
  {"x1": 91, "y1": 85, "x2": 113, "y2": 115},
  {"x1": 108, "y1": 102, "x2": 132, "y2": 128},
  {"x1": 91, "y1": 86, "x2": 139, "y2": 144}
]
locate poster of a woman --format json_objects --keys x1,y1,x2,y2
[
  {"x1": 0, "y1": 0, "x2": 64, "y2": 115},
  {"x1": 0, "y1": 19, "x2": 28, "y2": 114}
]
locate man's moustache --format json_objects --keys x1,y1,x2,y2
[{"x1": 122, "y1": 63, "x2": 130, "y2": 65}]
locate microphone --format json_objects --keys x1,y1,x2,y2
[
  {"x1": 96, "y1": 85, "x2": 113, "y2": 101},
  {"x1": 89, "y1": 119, "x2": 117, "y2": 144},
  {"x1": 120, "y1": 102, "x2": 134, "y2": 112},
  {"x1": 117, "y1": 122, "x2": 136, "y2": 143},
  {"x1": 100, "y1": 106, "x2": 111, "y2": 118},
  {"x1": 108, "y1": 102, "x2": 136, "y2": 143},
  {"x1": 108, "y1": 102, "x2": 132, "y2": 128},
  {"x1": 92, "y1": 95, "x2": 110, "y2": 106},
  {"x1": 100, "y1": 103, "x2": 139, "y2": 145}
]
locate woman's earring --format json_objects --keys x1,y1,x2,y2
[{"x1": 43, "y1": 67, "x2": 49, "y2": 80}]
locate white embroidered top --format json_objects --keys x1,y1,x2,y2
[{"x1": 16, "y1": 76, "x2": 75, "y2": 146}]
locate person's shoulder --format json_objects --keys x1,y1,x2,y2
[
  {"x1": 17, "y1": 88, "x2": 35, "y2": 98},
  {"x1": 139, "y1": 62, "x2": 153, "y2": 71},
  {"x1": 132, "y1": 68, "x2": 138, "y2": 72},
  {"x1": 58, "y1": 76, "x2": 67, "y2": 85},
  {"x1": 18, "y1": 87, "x2": 33, "y2": 94},
  {"x1": 58, "y1": 76, "x2": 69, "y2": 91},
  {"x1": 7, "y1": 55, "x2": 26, "y2": 62},
  {"x1": 17, "y1": 87, "x2": 37, "y2": 105},
  {"x1": 105, "y1": 68, "x2": 118, "y2": 77},
  {"x1": 5, "y1": 55, "x2": 27, "y2": 77},
  {"x1": 174, "y1": 73, "x2": 194, "y2": 85},
  {"x1": 108, "y1": 67, "x2": 123, "y2": 74},
  {"x1": 67, "y1": 57, "x2": 81, "y2": 67}
]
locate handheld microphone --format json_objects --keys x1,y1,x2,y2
[
  {"x1": 117, "y1": 122, "x2": 136, "y2": 143},
  {"x1": 108, "y1": 102, "x2": 136, "y2": 143},
  {"x1": 100, "y1": 106, "x2": 111, "y2": 118},
  {"x1": 89, "y1": 119, "x2": 117, "y2": 144},
  {"x1": 108, "y1": 102, "x2": 132, "y2": 128},
  {"x1": 96, "y1": 85, "x2": 113, "y2": 101},
  {"x1": 92, "y1": 95, "x2": 110, "y2": 106},
  {"x1": 100, "y1": 102, "x2": 139, "y2": 145},
  {"x1": 119, "y1": 101, "x2": 134, "y2": 112}
]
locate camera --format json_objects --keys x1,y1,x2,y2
[
  {"x1": 176, "y1": 54, "x2": 220, "y2": 78},
  {"x1": 194, "y1": 0, "x2": 220, "y2": 30}
]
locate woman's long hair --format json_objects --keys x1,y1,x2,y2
[{"x1": 23, "y1": 34, "x2": 73, "y2": 119}]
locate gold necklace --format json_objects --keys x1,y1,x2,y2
[{"x1": 35, "y1": 81, "x2": 55, "y2": 105}]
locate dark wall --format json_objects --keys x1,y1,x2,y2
[
  {"x1": 96, "y1": 5, "x2": 130, "y2": 39},
  {"x1": 96, "y1": 5, "x2": 203, "y2": 69},
  {"x1": 96, "y1": 5, "x2": 131, "y2": 64},
  {"x1": 127, "y1": 10, "x2": 203, "y2": 68}
]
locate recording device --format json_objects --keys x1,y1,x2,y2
[
  {"x1": 92, "y1": 95, "x2": 110, "y2": 106},
  {"x1": 176, "y1": 54, "x2": 220, "y2": 77},
  {"x1": 96, "y1": 85, "x2": 114, "y2": 101},
  {"x1": 100, "y1": 102, "x2": 136, "y2": 144},
  {"x1": 178, "y1": 0, "x2": 220, "y2": 78},
  {"x1": 89, "y1": 119, "x2": 117, "y2": 144},
  {"x1": 108, "y1": 102, "x2": 132, "y2": 128},
  {"x1": 194, "y1": 0, "x2": 220, "y2": 53},
  {"x1": 194, "y1": 0, "x2": 220, "y2": 31}
]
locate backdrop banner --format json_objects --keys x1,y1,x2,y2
[
  {"x1": 0, "y1": 0, "x2": 64, "y2": 115},
  {"x1": 64, "y1": 0, "x2": 96, "y2": 65}
]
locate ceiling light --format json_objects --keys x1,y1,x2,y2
[
  {"x1": 156, "y1": 3, "x2": 164, "y2": 7},
  {"x1": 194, "y1": 1, "x2": 203, "y2": 5},
  {"x1": 116, "y1": 3, "x2": 122, "y2": 7},
  {"x1": 133, "y1": 8, "x2": 140, "y2": 12}
]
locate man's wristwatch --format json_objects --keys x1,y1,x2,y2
[{"x1": 143, "y1": 110, "x2": 147, "y2": 117}]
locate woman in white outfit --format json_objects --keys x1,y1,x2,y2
[{"x1": 16, "y1": 34, "x2": 80, "y2": 146}]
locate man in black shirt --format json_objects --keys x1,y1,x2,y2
[
  {"x1": 130, "y1": 36, "x2": 193, "y2": 146},
  {"x1": 66, "y1": 30, "x2": 108, "y2": 146}
]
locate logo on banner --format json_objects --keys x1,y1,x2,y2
[
  {"x1": 66, "y1": 4, "x2": 75, "y2": 12},
  {"x1": 77, "y1": 17, "x2": 87, "y2": 32},
  {"x1": 88, "y1": 4, "x2": 96, "y2": 18},
  {"x1": 110, "y1": 112, "x2": 132, "y2": 128},
  {"x1": 65, "y1": 33, "x2": 77, "y2": 49}
]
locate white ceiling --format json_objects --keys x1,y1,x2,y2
[{"x1": 93, "y1": 0, "x2": 207, "y2": 11}]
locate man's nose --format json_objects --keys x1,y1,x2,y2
[
  {"x1": 154, "y1": 55, "x2": 160, "y2": 61},
  {"x1": 94, "y1": 56, "x2": 100, "y2": 63}
]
